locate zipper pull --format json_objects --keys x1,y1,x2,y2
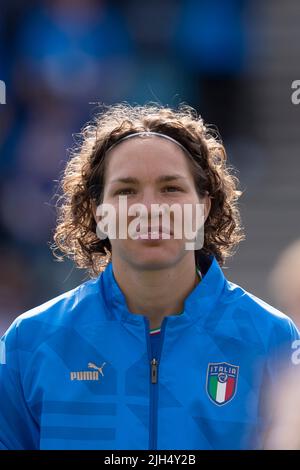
[{"x1": 151, "y1": 358, "x2": 158, "y2": 384}]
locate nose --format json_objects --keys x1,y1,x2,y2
[
  {"x1": 137, "y1": 188, "x2": 163, "y2": 213},
  {"x1": 135, "y1": 190, "x2": 171, "y2": 230}
]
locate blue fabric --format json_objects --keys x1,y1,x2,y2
[
  {"x1": 0, "y1": 254, "x2": 299, "y2": 450},
  {"x1": 150, "y1": 333, "x2": 161, "y2": 359}
]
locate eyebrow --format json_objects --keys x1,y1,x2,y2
[{"x1": 109, "y1": 175, "x2": 187, "y2": 185}]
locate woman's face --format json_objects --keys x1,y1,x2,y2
[{"x1": 98, "y1": 136, "x2": 211, "y2": 271}]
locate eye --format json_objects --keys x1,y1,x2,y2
[
  {"x1": 162, "y1": 186, "x2": 183, "y2": 192},
  {"x1": 114, "y1": 188, "x2": 136, "y2": 196}
]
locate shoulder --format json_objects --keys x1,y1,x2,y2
[
  {"x1": 1, "y1": 275, "x2": 102, "y2": 353},
  {"x1": 222, "y1": 279, "x2": 300, "y2": 348}
]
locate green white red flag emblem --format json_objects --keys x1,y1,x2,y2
[{"x1": 206, "y1": 362, "x2": 239, "y2": 406}]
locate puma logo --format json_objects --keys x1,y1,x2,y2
[
  {"x1": 70, "y1": 362, "x2": 107, "y2": 381},
  {"x1": 88, "y1": 362, "x2": 106, "y2": 376}
]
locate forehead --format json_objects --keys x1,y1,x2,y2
[{"x1": 105, "y1": 136, "x2": 193, "y2": 181}]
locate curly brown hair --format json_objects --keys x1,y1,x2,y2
[{"x1": 52, "y1": 102, "x2": 245, "y2": 277}]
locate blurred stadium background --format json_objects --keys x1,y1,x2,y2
[{"x1": 0, "y1": 0, "x2": 299, "y2": 336}]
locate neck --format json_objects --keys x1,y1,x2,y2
[{"x1": 111, "y1": 255, "x2": 201, "y2": 329}]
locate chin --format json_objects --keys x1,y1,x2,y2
[
  {"x1": 126, "y1": 250, "x2": 179, "y2": 271},
  {"x1": 112, "y1": 240, "x2": 186, "y2": 270}
]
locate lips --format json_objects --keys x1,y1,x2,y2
[{"x1": 135, "y1": 224, "x2": 173, "y2": 236}]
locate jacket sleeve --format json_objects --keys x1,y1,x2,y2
[
  {"x1": 0, "y1": 321, "x2": 39, "y2": 449},
  {"x1": 270, "y1": 316, "x2": 300, "y2": 377},
  {"x1": 261, "y1": 317, "x2": 300, "y2": 449}
]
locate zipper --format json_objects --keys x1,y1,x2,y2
[
  {"x1": 151, "y1": 358, "x2": 158, "y2": 384},
  {"x1": 145, "y1": 316, "x2": 167, "y2": 450}
]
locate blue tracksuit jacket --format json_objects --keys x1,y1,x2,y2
[{"x1": 0, "y1": 254, "x2": 299, "y2": 449}]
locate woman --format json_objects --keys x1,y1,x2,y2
[{"x1": 0, "y1": 103, "x2": 299, "y2": 450}]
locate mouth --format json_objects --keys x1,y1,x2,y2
[{"x1": 134, "y1": 224, "x2": 173, "y2": 239}]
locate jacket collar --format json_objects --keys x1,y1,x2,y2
[{"x1": 98, "y1": 254, "x2": 226, "y2": 327}]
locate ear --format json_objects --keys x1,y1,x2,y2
[
  {"x1": 92, "y1": 200, "x2": 99, "y2": 224},
  {"x1": 203, "y1": 192, "x2": 211, "y2": 222},
  {"x1": 92, "y1": 199, "x2": 109, "y2": 241}
]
